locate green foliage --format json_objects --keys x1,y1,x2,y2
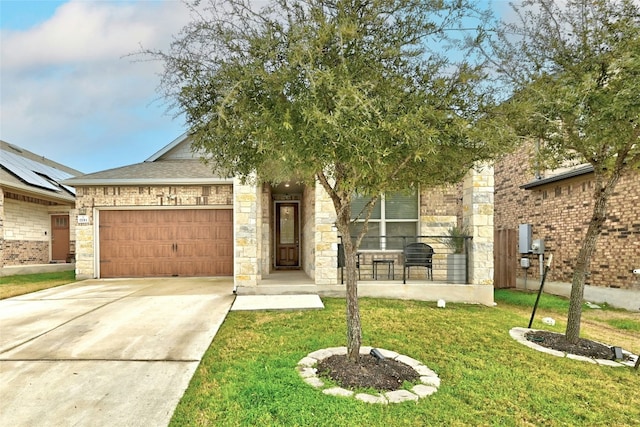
[
  {"x1": 150, "y1": 0, "x2": 516, "y2": 358},
  {"x1": 154, "y1": 0, "x2": 512, "y2": 196},
  {"x1": 487, "y1": 0, "x2": 640, "y2": 176},
  {"x1": 441, "y1": 225, "x2": 470, "y2": 254}
]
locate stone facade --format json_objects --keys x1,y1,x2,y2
[
  {"x1": 233, "y1": 179, "x2": 262, "y2": 288},
  {"x1": 301, "y1": 184, "x2": 316, "y2": 279},
  {"x1": 463, "y1": 164, "x2": 494, "y2": 286},
  {"x1": 495, "y1": 142, "x2": 640, "y2": 290},
  {"x1": 313, "y1": 181, "x2": 340, "y2": 285}
]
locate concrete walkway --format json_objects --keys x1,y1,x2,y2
[{"x1": 0, "y1": 278, "x2": 235, "y2": 427}]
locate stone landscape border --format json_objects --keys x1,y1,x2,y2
[
  {"x1": 509, "y1": 327, "x2": 639, "y2": 367},
  {"x1": 297, "y1": 346, "x2": 440, "y2": 404}
]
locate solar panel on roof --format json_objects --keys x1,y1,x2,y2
[{"x1": 0, "y1": 149, "x2": 70, "y2": 192}]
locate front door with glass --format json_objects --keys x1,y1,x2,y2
[{"x1": 275, "y1": 202, "x2": 300, "y2": 268}]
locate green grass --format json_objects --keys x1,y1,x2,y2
[
  {"x1": 494, "y1": 288, "x2": 573, "y2": 312},
  {"x1": 0, "y1": 271, "x2": 75, "y2": 299},
  {"x1": 170, "y1": 296, "x2": 640, "y2": 426},
  {"x1": 603, "y1": 318, "x2": 640, "y2": 332}
]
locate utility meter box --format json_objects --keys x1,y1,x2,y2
[
  {"x1": 531, "y1": 239, "x2": 545, "y2": 254},
  {"x1": 519, "y1": 224, "x2": 532, "y2": 254}
]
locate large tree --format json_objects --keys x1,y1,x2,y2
[
  {"x1": 484, "y1": 0, "x2": 640, "y2": 342},
  {"x1": 148, "y1": 0, "x2": 510, "y2": 361}
]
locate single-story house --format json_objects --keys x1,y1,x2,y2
[
  {"x1": 0, "y1": 141, "x2": 81, "y2": 276},
  {"x1": 494, "y1": 142, "x2": 640, "y2": 311},
  {"x1": 62, "y1": 133, "x2": 495, "y2": 304}
]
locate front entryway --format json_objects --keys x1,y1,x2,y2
[
  {"x1": 98, "y1": 209, "x2": 233, "y2": 278},
  {"x1": 275, "y1": 202, "x2": 300, "y2": 268}
]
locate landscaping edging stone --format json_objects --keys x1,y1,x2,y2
[
  {"x1": 297, "y1": 346, "x2": 440, "y2": 404},
  {"x1": 509, "y1": 327, "x2": 639, "y2": 367}
]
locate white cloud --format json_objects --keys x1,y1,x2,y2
[
  {"x1": 0, "y1": 0, "x2": 193, "y2": 172},
  {"x1": 2, "y1": 1, "x2": 188, "y2": 70}
]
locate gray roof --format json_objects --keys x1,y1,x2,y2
[
  {"x1": 62, "y1": 159, "x2": 232, "y2": 186},
  {"x1": 521, "y1": 164, "x2": 594, "y2": 189}
]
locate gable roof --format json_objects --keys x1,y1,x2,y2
[
  {"x1": 62, "y1": 134, "x2": 232, "y2": 187},
  {"x1": 0, "y1": 140, "x2": 81, "y2": 203},
  {"x1": 145, "y1": 132, "x2": 190, "y2": 162}
]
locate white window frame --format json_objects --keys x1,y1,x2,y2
[{"x1": 352, "y1": 190, "x2": 419, "y2": 251}]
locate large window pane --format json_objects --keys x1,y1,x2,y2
[
  {"x1": 386, "y1": 222, "x2": 418, "y2": 249},
  {"x1": 351, "y1": 222, "x2": 380, "y2": 250},
  {"x1": 386, "y1": 191, "x2": 418, "y2": 219},
  {"x1": 350, "y1": 194, "x2": 381, "y2": 220}
]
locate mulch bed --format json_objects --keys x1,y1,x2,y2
[
  {"x1": 525, "y1": 330, "x2": 615, "y2": 360},
  {"x1": 317, "y1": 332, "x2": 629, "y2": 393},
  {"x1": 317, "y1": 354, "x2": 420, "y2": 391}
]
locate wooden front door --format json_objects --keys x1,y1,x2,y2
[
  {"x1": 275, "y1": 202, "x2": 299, "y2": 268},
  {"x1": 51, "y1": 215, "x2": 70, "y2": 261}
]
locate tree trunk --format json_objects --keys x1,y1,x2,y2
[
  {"x1": 565, "y1": 169, "x2": 620, "y2": 343},
  {"x1": 315, "y1": 172, "x2": 378, "y2": 364},
  {"x1": 342, "y1": 238, "x2": 362, "y2": 362}
]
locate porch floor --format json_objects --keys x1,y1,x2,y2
[{"x1": 234, "y1": 269, "x2": 495, "y2": 306}]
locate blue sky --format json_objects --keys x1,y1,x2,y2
[
  {"x1": 1, "y1": 0, "x2": 514, "y2": 174},
  {"x1": 0, "y1": 0, "x2": 191, "y2": 173}
]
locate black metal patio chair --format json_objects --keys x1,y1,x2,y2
[{"x1": 403, "y1": 242, "x2": 434, "y2": 283}]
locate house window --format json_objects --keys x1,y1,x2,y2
[{"x1": 350, "y1": 190, "x2": 419, "y2": 250}]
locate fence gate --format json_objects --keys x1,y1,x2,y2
[{"x1": 494, "y1": 229, "x2": 516, "y2": 288}]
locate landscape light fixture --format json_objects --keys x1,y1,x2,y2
[
  {"x1": 370, "y1": 348, "x2": 385, "y2": 361},
  {"x1": 612, "y1": 346, "x2": 623, "y2": 360}
]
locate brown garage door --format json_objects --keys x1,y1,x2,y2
[{"x1": 99, "y1": 209, "x2": 233, "y2": 278}]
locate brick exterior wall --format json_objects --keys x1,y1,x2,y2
[
  {"x1": 495, "y1": 143, "x2": 640, "y2": 290},
  {"x1": 3, "y1": 240, "x2": 49, "y2": 265},
  {"x1": 76, "y1": 185, "x2": 233, "y2": 209},
  {"x1": 74, "y1": 184, "x2": 233, "y2": 278}
]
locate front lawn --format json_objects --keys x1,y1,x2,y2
[
  {"x1": 171, "y1": 293, "x2": 639, "y2": 426},
  {"x1": 0, "y1": 271, "x2": 76, "y2": 299}
]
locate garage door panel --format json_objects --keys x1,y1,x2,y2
[{"x1": 99, "y1": 209, "x2": 233, "y2": 278}]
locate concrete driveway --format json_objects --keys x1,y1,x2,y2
[{"x1": 0, "y1": 277, "x2": 235, "y2": 427}]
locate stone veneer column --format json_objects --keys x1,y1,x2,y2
[
  {"x1": 313, "y1": 180, "x2": 339, "y2": 285},
  {"x1": 75, "y1": 213, "x2": 95, "y2": 279},
  {"x1": 462, "y1": 164, "x2": 494, "y2": 285},
  {"x1": 234, "y1": 177, "x2": 262, "y2": 288}
]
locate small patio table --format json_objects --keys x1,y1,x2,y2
[{"x1": 373, "y1": 259, "x2": 394, "y2": 280}]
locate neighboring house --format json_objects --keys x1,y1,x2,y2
[
  {"x1": 62, "y1": 133, "x2": 495, "y2": 304},
  {"x1": 494, "y1": 142, "x2": 640, "y2": 311},
  {"x1": 0, "y1": 141, "x2": 81, "y2": 276}
]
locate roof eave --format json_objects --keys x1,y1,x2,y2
[
  {"x1": 0, "y1": 181, "x2": 76, "y2": 203},
  {"x1": 61, "y1": 177, "x2": 234, "y2": 187},
  {"x1": 520, "y1": 165, "x2": 594, "y2": 189}
]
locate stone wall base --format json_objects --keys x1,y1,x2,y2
[
  {"x1": 236, "y1": 282, "x2": 494, "y2": 306},
  {"x1": 2, "y1": 240, "x2": 49, "y2": 266}
]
